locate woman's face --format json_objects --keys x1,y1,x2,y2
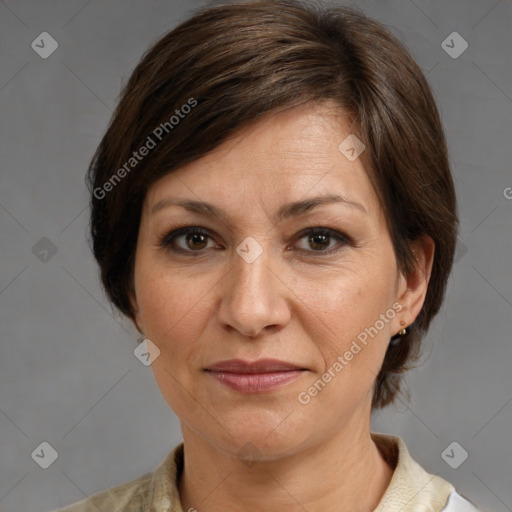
[{"x1": 132, "y1": 102, "x2": 417, "y2": 459}]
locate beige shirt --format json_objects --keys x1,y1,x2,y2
[{"x1": 53, "y1": 433, "x2": 479, "y2": 512}]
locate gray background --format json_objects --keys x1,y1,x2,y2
[{"x1": 0, "y1": 1, "x2": 511, "y2": 511}]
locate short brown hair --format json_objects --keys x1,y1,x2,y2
[{"x1": 87, "y1": 0, "x2": 458, "y2": 409}]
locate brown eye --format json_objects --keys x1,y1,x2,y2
[
  {"x1": 308, "y1": 232, "x2": 330, "y2": 251},
  {"x1": 186, "y1": 232, "x2": 209, "y2": 250},
  {"x1": 159, "y1": 227, "x2": 218, "y2": 254},
  {"x1": 294, "y1": 227, "x2": 350, "y2": 253},
  {"x1": 159, "y1": 226, "x2": 349, "y2": 256}
]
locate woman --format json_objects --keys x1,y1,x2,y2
[{"x1": 56, "y1": 1, "x2": 480, "y2": 510}]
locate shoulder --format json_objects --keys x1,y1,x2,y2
[
  {"x1": 371, "y1": 433, "x2": 481, "y2": 512},
  {"x1": 50, "y1": 442, "x2": 185, "y2": 512},
  {"x1": 51, "y1": 471, "x2": 153, "y2": 512}
]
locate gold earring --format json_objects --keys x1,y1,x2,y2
[{"x1": 398, "y1": 321, "x2": 407, "y2": 336}]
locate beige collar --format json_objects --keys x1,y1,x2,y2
[
  {"x1": 371, "y1": 432, "x2": 454, "y2": 511},
  {"x1": 148, "y1": 433, "x2": 454, "y2": 512}
]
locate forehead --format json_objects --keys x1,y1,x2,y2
[{"x1": 143, "y1": 102, "x2": 381, "y2": 220}]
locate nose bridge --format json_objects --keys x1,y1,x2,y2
[
  {"x1": 230, "y1": 241, "x2": 274, "y2": 308},
  {"x1": 218, "y1": 238, "x2": 287, "y2": 336}
]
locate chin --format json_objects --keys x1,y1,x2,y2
[{"x1": 201, "y1": 410, "x2": 317, "y2": 459}]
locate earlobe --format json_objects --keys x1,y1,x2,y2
[{"x1": 395, "y1": 235, "x2": 435, "y2": 329}]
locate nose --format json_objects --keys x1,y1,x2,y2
[{"x1": 217, "y1": 244, "x2": 291, "y2": 338}]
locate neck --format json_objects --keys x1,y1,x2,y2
[{"x1": 178, "y1": 418, "x2": 395, "y2": 512}]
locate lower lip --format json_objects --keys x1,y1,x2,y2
[{"x1": 206, "y1": 370, "x2": 304, "y2": 393}]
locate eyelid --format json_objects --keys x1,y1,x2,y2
[
  {"x1": 158, "y1": 224, "x2": 352, "y2": 255},
  {"x1": 158, "y1": 226, "x2": 218, "y2": 252},
  {"x1": 290, "y1": 227, "x2": 352, "y2": 254},
  {"x1": 293, "y1": 226, "x2": 352, "y2": 245}
]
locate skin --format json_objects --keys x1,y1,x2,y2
[{"x1": 131, "y1": 101, "x2": 435, "y2": 512}]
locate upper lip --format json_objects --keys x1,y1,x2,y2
[{"x1": 205, "y1": 358, "x2": 305, "y2": 373}]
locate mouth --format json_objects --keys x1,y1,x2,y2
[{"x1": 204, "y1": 358, "x2": 307, "y2": 393}]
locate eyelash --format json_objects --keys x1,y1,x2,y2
[{"x1": 157, "y1": 225, "x2": 352, "y2": 256}]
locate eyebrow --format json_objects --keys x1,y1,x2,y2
[{"x1": 150, "y1": 194, "x2": 367, "y2": 222}]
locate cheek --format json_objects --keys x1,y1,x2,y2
[
  {"x1": 134, "y1": 263, "x2": 212, "y2": 414},
  {"x1": 290, "y1": 260, "x2": 396, "y2": 397},
  {"x1": 134, "y1": 257, "x2": 211, "y2": 371},
  {"x1": 135, "y1": 252, "x2": 205, "y2": 331},
  {"x1": 294, "y1": 264, "x2": 395, "y2": 342}
]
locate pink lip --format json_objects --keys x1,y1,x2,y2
[{"x1": 204, "y1": 359, "x2": 307, "y2": 393}]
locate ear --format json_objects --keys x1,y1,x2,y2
[
  {"x1": 394, "y1": 234, "x2": 435, "y2": 331},
  {"x1": 128, "y1": 288, "x2": 144, "y2": 335}
]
